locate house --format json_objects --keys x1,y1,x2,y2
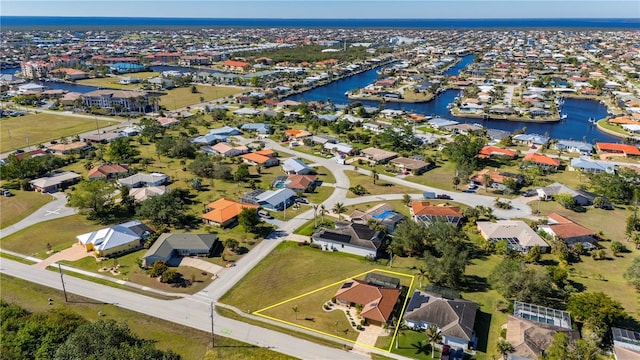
[
  {"x1": 240, "y1": 152, "x2": 279, "y2": 167},
  {"x1": 538, "y1": 213, "x2": 597, "y2": 247},
  {"x1": 411, "y1": 201, "x2": 464, "y2": 226},
  {"x1": 569, "y1": 158, "x2": 615, "y2": 174},
  {"x1": 334, "y1": 279, "x2": 401, "y2": 326},
  {"x1": 282, "y1": 158, "x2": 314, "y2": 175},
  {"x1": 403, "y1": 290, "x2": 478, "y2": 351},
  {"x1": 142, "y1": 233, "x2": 219, "y2": 267},
  {"x1": 271, "y1": 175, "x2": 318, "y2": 192},
  {"x1": 233, "y1": 108, "x2": 262, "y2": 117},
  {"x1": 81, "y1": 90, "x2": 149, "y2": 112},
  {"x1": 191, "y1": 133, "x2": 228, "y2": 145},
  {"x1": 536, "y1": 182, "x2": 596, "y2": 206},
  {"x1": 470, "y1": 169, "x2": 522, "y2": 190},
  {"x1": 513, "y1": 134, "x2": 550, "y2": 146},
  {"x1": 241, "y1": 123, "x2": 271, "y2": 135},
  {"x1": 555, "y1": 140, "x2": 593, "y2": 155},
  {"x1": 349, "y1": 203, "x2": 406, "y2": 234},
  {"x1": 118, "y1": 172, "x2": 169, "y2": 188},
  {"x1": 477, "y1": 220, "x2": 549, "y2": 253},
  {"x1": 361, "y1": 147, "x2": 398, "y2": 164},
  {"x1": 156, "y1": 117, "x2": 180, "y2": 127},
  {"x1": 129, "y1": 186, "x2": 167, "y2": 202},
  {"x1": 311, "y1": 223, "x2": 386, "y2": 258},
  {"x1": 284, "y1": 129, "x2": 312, "y2": 139},
  {"x1": 207, "y1": 126, "x2": 242, "y2": 137},
  {"x1": 87, "y1": 164, "x2": 129, "y2": 180},
  {"x1": 242, "y1": 188, "x2": 297, "y2": 211},
  {"x1": 29, "y1": 171, "x2": 81, "y2": 193},
  {"x1": 324, "y1": 142, "x2": 355, "y2": 156},
  {"x1": 612, "y1": 327, "x2": 640, "y2": 360},
  {"x1": 389, "y1": 157, "x2": 431, "y2": 175},
  {"x1": 76, "y1": 220, "x2": 151, "y2": 257},
  {"x1": 223, "y1": 60, "x2": 251, "y2": 72},
  {"x1": 596, "y1": 142, "x2": 640, "y2": 157},
  {"x1": 209, "y1": 142, "x2": 249, "y2": 157},
  {"x1": 81, "y1": 132, "x2": 124, "y2": 144},
  {"x1": 506, "y1": 301, "x2": 579, "y2": 360},
  {"x1": 201, "y1": 198, "x2": 259, "y2": 228},
  {"x1": 477, "y1": 146, "x2": 517, "y2": 159},
  {"x1": 47, "y1": 141, "x2": 92, "y2": 155},
  {"x1": 523, "y1": 153, "x2": 560, "y2": 171}
]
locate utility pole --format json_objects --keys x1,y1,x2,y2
[
  {"x1": 95, "y1": 115, "x2": 101, "y2": 142},
  {"x1": 210, "y1": 302, "x2": 215, "y2": 348},
  {"x1": 58, "y1": 263, "x2": 68, "y2": 302}
]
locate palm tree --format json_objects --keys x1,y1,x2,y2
[
  {"x1": 292, "y1": 305, "x2": 300, "y2": 320},
  {"x1": 496, "y1": 339, "x2": 514, "y2": 360},
  {"x1": 482, "y1": 173, "x2": 492, "y2": 192},
  {"x1": 332, "y1": 202, "x2": 346, "y2": 220},
  {"x1": 320, "y1": 204, "x2": 326, "y2": 225},
  {"x1": 312, "y1": 204, "x2": 318, "y2": 228},
  {"x1": 425, "y1": 326, "x2": 442, "y2": 359},
  {"x1": 402, "y1": 194, "x2": 412, "y2": 207},
  {"x1": 415, "y1": 266, "x2": 428, "y2": 288},
  {"x1": 371, "y1": 169, "x2": 379, "y2": 185},
  {"x1": 452, "y1": 176, "x2": 461, "y2": 190}
]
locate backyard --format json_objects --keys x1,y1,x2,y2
[{"x1": 0, "y1": 113, "x2": 118, "y2": 153}]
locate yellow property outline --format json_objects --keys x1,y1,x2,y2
[{"x1": 253, "y1": 268, "x2": 415, "y2": 353}]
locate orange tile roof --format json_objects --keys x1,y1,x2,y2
[
  {"x1": 223, "y1": 60, "x2": 249, "y2": 67},
  {"x1": 608, "y1": 116, "x2": 640, "y2": 125},
  {"x1": 478, "y1": 146, "x2": 517, "y2": 158},
  {"x1": 523, "y1": 153, "x2": 560, "y2": 167},
  {"x1": 286, "y1": 174, "x2": 317, "y2": 190},
  {"x1": 201, "y1": 198, "x2": 258, "y2": 224},
  {"x1": 470, "y1": 169, "x2": 517, "y2": 185},
  {"x1": 411, "y1": 202, "x2": 463, "y2": 217},
  {"x1": 547, "y1": 213, "x2": 595, "y2": 239},
  {"x1": 335, "y1": 279, "x2": 400, "y2": 323},
  {"x1": 87, "y1": 164, "x2": 129, "y2": 178},
  {"x1": 240, "y1": 152, "x2": 271, "y2": 164},
  {"x1": 596, "y1": 143, "x2": 640, "y2": 156},
  {"x1": 254, "y1": 149, "x2": 275, "y2": 157}
]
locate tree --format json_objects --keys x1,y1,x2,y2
[
  {"x1": 611, "y1": 241, "x2": 627, "y2": 256},
  {"x1": 148, "y1": 261, "x2": 168, "y2": 277},
  {"x1": 567, "y1": 292, "x2": 627, "y2": 337},
  {"x1": 424, "y1": 326, "x2": 442, "y2": 359},
  {"x1": 489, "y1": 258, "x2": 556, "y2": 306},
  {"x1": 402, "y1": 194, "x2": 412, "y2": 207},
  {"x1": 555, "y1": 193, "x2": 576, "y2": 210},
  {"x1": 624, "y1": 257, "x2": 640, "y2": 290},
  {"x1": 233, "y1": 164, "x2": 250, "y2": 182},
  {"x1": 160, "y1": 269, "x2": 181, "y2": 284},
  {"x1": 223, "y1": 239, "x2": 239, "y2": 253},
  {"x1": 68, "y1": 180, "x2": 116, "y2": 219},
  {"x1": 190, "y1": 85, "x2": 198, "y2": 93},
  {"x1": 525, "y1": 244, "x2": 541, "y2": 263},
  {"x1": 415, "y1": 266, "x2": 428, "y2": 288},
  {"x1": 320, "y1": 205, "x2": 326, "y2": 224},
  {"x1": 442, "y1": 134, "x2": 486, "y2": 178},
  {"x1": 371, "y1": 169, "x2": 379, "y2": 185},
  {"x1": 237, "y1": 207, "x2": 260, "y2": 233},
  {"x1": 119, "y1": 184, "x2": 136, "y2": 216},
  {"x1": 136, "y1": 190, "x2": 187, "y2": 227},
  {"x1": 332, "y1": 202, "x2": 346, "y2": 220},
  {"x1": 481, "y1": 173, "x2": 492, "y2": 192},
  {"x1": 424, "y1": 241, "x2": 469, "y2": 288},
  {"x1": 496, "y1": 339, "x2": 514, "y2": 360},
  {"x1": 545, "y1": 332, "x2": 600, "y2": 360},
  {"x1": 292, "y1": 305, "x2": 299, "y2": 320},
  {"x1": 389, "y1": 220, "x2": 429, "y2": 257},
  {"x1": 452, "y1": 176, "x2": 460, "y2": 190},
  {"x1": 190, "y1": 178, "x2": 202, "y2": 191},
  {"x1": 54, "y1": 320, "x2": 180, "y2": 360},
  {"x1": 106, "y1": 137, "x2": 139, "y2": 162}
]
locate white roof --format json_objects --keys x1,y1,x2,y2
[
  {"x1": 477, "y1": 220, "x2": 548, "y2": 249},
  {"x1": 76, "y1": 224, "x2": 141, "y2": 251}
]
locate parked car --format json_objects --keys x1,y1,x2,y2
[
  {"x1": 294, "y1": 197, "x2": 309, "y2": 204},
  {"x1": 257, "y1": 209, "x2": 273, "y2": 219},
  {"x1": 3, "y1": 190, "x2": 14, "y2": 197},
  {"x1": 522, "y1": 189, "x2": 538, "y2": 197},
  {"x1": 436, "y1": 194, "x2": 452, "y2": 200}
]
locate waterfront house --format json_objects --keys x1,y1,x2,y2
[
  {"x1": 554, "y1": 140, "x2": 593, "y2": 155},
  {"x1": 538, "y1": 213, "x2": 597, "y2": 247},
  {"x1": 201, "y1": 198, "x2": 259, "y2": 228},
  {"x1": 477, "y1": 220, "x2": 549, "y2": 253},
  {"x1": 404, "y1": 290, "x2": 478, "y2": 352},
  {"x1": 569, "y1": 158, "x2": 615, "y2": 174},
  {"x1": 77, "y1": 220, "x2": 151, "y2": 258},
  {"x1": 512, "y1": 134, "x2": 550, "y2": 146},
  {"x1": 223, "y1": 60, "x2": 250, "y2": 72},
  {"x1": 506, "y1": 302, "x2": 578, "y2": 360},
  {"x1": 523, "y1": 153, "x2": 560, "y2": 171},
  {"x1": 596, "y1": 143, "x2": 640, "y2": 157},
  {"x1": 142, "y1": 233, "x2": 218, "y2": 267},
  {"x1": 29, "y1": 171, "x2": 81, "y2": 193},
  {"x1": 334, "y1": 279, "x2": 401, "y2": 327},
  {"x1": 312, "y1": 223, "x2": 385, "y2": 259}
]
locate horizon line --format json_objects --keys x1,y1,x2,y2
[{"x1": 2, "y1": 15, "x2": 639, "y2": 20}]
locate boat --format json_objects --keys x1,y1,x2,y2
[
  {"x1": 344, "y1": 91, "x2": 349, "y2": 96},
  {"x1": 561, "y1": 113, "x2": 568, "y2": 120},
  {"x1": 588, "y1": 117, "x2": 596, "y2": 124}
]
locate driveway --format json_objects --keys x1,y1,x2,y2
[
  {"x1": 34, "y1": 243, "x2": 91, "y2": 269},
  {"x1": 171, "y1": 256, "x2": 223, "y2": 275}
]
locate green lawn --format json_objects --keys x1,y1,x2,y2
[
  {"x1": 375, "y1": 330, "x2": 440, "y2": 360},
  {"x1": 314, "y1": 166, "x2": 337, "y2": 184},
  {"x1": 0, "y1": 113, "x2": 117, "y2": 152},
  {"x1": 0, "y1": 214, "x2": 104, "y2": 258},
  {"x1": 405, "y1": 160, "x2": 458, "y2": 191},
  {"x1": 344, "y1": 170, "x2": 418, "y2": 198},
  {"x1": 159, "y1": 86, "x2": 243, "y2": 110},
  {"x1": 304, "y1": 185, "x2": 334, "y2": 204},
  {"x1": 1, "y1": 274, "x2": 292, "y2": 360},
  {"x1": 0, "y1": 190, "x2": 53, "y2": 229},
  {"x1": 76, "y1": 76, "x2": 153, "y2": 90}
]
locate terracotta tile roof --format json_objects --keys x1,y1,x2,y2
[
  {"x1": 201, "y1": 198, "x2": 258, "y2": 224},
  {"x1": 286, "y1": 174, "x2": 317, "y2": 190},
  {"x1": 478, "y1": 146, "x2": 517, "y2": 158},
  {"x1": 223, "y1": 60, "x2": 249, "y2": 67},
  {"x1": 284, "y1": 129, "x2": 311, "y2": 138},
  {"x1": 523, "y1": 153, "x2": 561, "y2": 167},
  {"x1": 240, "y1": 152, "x2": 271, "y2": 164},
  {"x1": 609, "y1": 116, "x2": 640, "y2": 125},
  {"x1": 411, "y1": 202, "x2": 463, "y2": 217},
  {"x1": 470, "y1": 169, "x2": 518, "y2": 185},
  {"x1": 87, "y1": 164, "x2": 129, "y2": 178},
  {"x1": 547, "y1": 213, "x2": 594, "y2": 239},
  {"x1": 255, "y1": 149, "x2": 275, "y2": 157},
  {"x1": 596, "y1": 143, "x2": 640, "y2": 156},
  {"x1": 335, "y1": 279, "x2": 400, "y2": 323}
]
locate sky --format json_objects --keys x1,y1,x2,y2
[{"x1": 2, "y1": 0, "x2": 638, "y2": 19}]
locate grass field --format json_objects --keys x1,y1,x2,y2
[
  {"x1": 0, "y1": 113, "x2": 117, "y2": 152},
  {"x1": 0, "y1": 214, "x2": 104, "y2": 258},
  {"x1": 159, "y1": 86, "x2": 243, "y2": 110},
  {"x1": 1, "y1": 274, "x2": 293, "y2": 360},
  {"x1": 0, "y1": 190, "x2": 53, "y2": 229},
  {"x1": 344, "y1": 170, "x2": 419, "y2": 198}
]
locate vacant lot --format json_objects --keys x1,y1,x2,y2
[
  {"x1": 1, "y1": 274, "x2": 292, "y2": 360},
  {"x1": 0, "y1": 190, "x2": 53, "y2": 229},
  {"x1": 0, "y1": 214, "x2": 103, "y2": 258},
  {"x1": 0, "y1": 113, "x2": 117, "y2": 152},
  {"x1": 159, "y1": 85, "x2": 243, "y2": 110},
  {"x1": 344, "y1": 170, "x2": 418, "y2": 198}
]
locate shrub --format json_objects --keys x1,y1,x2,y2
[
  {"x1": 351, "y1": 321, "x2": 356, "y2": 327},
  {"x1": 611, "y1": 241, "x2": 628, "y2": 256}
]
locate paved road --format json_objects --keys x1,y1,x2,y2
[
  {"x1": 0, "y1": 258, "x2": 372, "y2": 360},
  {"x1": 0, "y1": 192, "x2": 78, "y2": 239}
]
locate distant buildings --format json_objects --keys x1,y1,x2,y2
[{"x1": 81, "y1": 90, "x2": 150, "y2": 112}]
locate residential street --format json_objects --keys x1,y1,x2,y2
[{"x1": 0, "y1": 192, "x2": 77, "y2": 238}]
